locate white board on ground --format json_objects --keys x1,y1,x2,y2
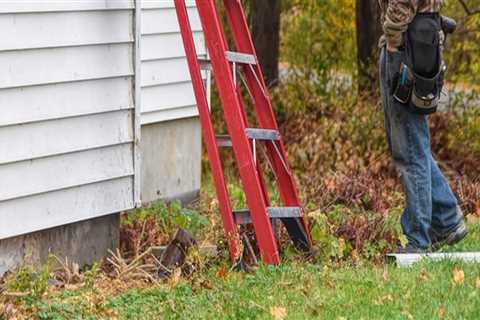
[{"x1": 388, "y1": 252, "x2": 480, "y2": 267}]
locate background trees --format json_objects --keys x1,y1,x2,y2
[
  {"x1": 355, "y1": 0, "x2": 382, "y2": 93},
  {"x1": 248, "y1": 0, "x2": 479, "y2": 93},
  {"x1": 248, "y1": 0, "x2": 281, "y2": 87}
]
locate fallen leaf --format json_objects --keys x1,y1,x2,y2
[
  {"x1": 466, "y1": 214, "x2": 480, "y2": 225},
  {"x1": 326, "y1": 178, "x2": 337, "y2": 192},
  {"x1": 169, "y1": 268, "x2": 182, "y2": 288},
  {"x1": 73, "y1": 262, "x2": 80, "y2": 276},
  {"x1": 270, "y1": 306, "x2": 287, "y2": 320},
  {"x1": 201, "y1": 280, "x2": 214, "y2": 290},
  {"x1": 417, "y1": 269, "x2": 429, "y2": 282},
  {"x1": 209, "y1": 198, "x2": 219, "y2": 211},
  {"x1": 453, "y1": 268, "x2": 465, "y2": 286},
  {"x1": 375, "y1": 294, "x2": 393, "y2": 305},
  {"x1": 399, "y1": 234, "x2": 408, "y2": 248},
  {"x1": 475, "y1": 278, "x2": 480, "y2": 289},
  {"x1": 351, "y1": 249, "x2": 360, "y2": 264},
  {"x1": 65, "y1": 283, "x2": 83, "y2": 291},
  {"x1": 438, "y1": 306, "x2": 446, "y2": 319},
  {"x1": 401, "y1": 309, "x2": 413, "y2": 320},
  {"x1": 1, "y1": 303, "x2": 17, "y2": 319},
  {"x1": 216, "y1": 267, "x2": 227, "y2": 279},
  {"x1": 382, "y1": 267, "x2": 389, "y2": 281},
  {"x1": 325, "y1": 280, "x2": 336, "y2": 289}
]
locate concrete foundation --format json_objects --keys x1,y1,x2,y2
[
  {"x1": 140, "y1": 117, "x2": 202, "y2": 204},
  {"x1": 0, "y1": 214, "x2": 119, "y2": 275}
]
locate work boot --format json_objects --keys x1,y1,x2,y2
[{"x1": 430, "y1": 223, "x2": 468, "y2": 252}]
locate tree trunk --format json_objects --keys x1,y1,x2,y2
[
  {"x1": 356, "y1": 0, "x2": 383, "y2": 93},
  {"x1": 248, "y1": 0, "x2": 281, "y2": 87}
]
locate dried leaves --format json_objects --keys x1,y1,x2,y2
[
  {"x1": 120, "y1": 216, "x2": 170, "y2": 259},
  {"x1": 106, "y1": 248, "x2": 159, "y2": 284},
  {"x1": 452, "y1": 268, "x2": 465, "y2": 286},
  {"x1": 270, "y1": 306, "x2": 287, "y2": 320},
  {"x1": 438, "y1": 306, "x2": 447, "y2": 319},
  {"x1": 279, "y1": 94, "x2": 480, "y2": 224}
]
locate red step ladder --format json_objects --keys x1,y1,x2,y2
[{"x1": 174, "y1": 0, "x2": 312, "y2": 265}]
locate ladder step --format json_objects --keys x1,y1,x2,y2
[
  {"x1": 225, "y1": 51, "x2": 257, "y2": 65},
  {"x1": 245, "y1": 128, "x2": 280, "y2": 141},
  {"x1": 198, "y1": 58, "x2": 212, "y2": 71},
  {"x1": 216, "y1": 129, "x2": 280, "y2": 148},
  {"x1": 216, "y1": 135, "x2": 233, "y2": 147},
  {"x1": 234, "y1": 207, "x2": 302, "y2": 225},
  {"x1": 199, "y1": 52, "x2": 257, "y2": 71}
]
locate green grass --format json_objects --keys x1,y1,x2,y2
[
  {"x1": 35, "y1": 260, "x2": 479, "y2": 320},
  {"x1": 106, "y1": 261, "x2": 480, "y2": 320},
  {"x1": 26, "y1": 223, "x2": 480, "y2": 320}
]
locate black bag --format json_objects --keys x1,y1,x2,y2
[{"x1": 394, "y1": 13, "x2": 445, "y2": 114}]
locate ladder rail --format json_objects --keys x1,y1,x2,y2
[
  {"x1": 174, "y1": 0, "x2": 241, "y2": 262},
  {"x1": 195, "y1": 0, "x2": 281, "y2": 264},
  {"x1": 222, "y1": 0, "x2": 312, "y2": 245},
  {"x1": 236, "y1": 88, "x2": 271, "y2": 207}
]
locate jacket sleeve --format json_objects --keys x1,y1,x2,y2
[{"x1": 383, "y1": 0, "x2": 418, "y2": 48}]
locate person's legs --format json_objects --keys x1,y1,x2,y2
[
  {"x1": 380, "y1": 49, "x2": 433, "y2": 249},
  {"x1": 393, "y1": 105, "x2": 433, "y2": 249},
  {"x1": 430, "y1": 156, "x2": 465, "y2": 236}
]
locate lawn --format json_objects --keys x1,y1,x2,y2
[
  {"x1": 107, "y1": 260, "x2": 480, "y2": 320},
  {"x1": 12, "y1": 223, "x2": 480, "y2": 320}
]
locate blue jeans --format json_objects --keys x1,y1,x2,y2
[{"x1": 379, "y1": 48, "x2": 463, "y2": 249}]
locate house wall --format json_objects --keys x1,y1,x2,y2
[
  {"x1": 0, "y1": 1, "x2": 138, "y2": 241},
  {"x1": 139, "y1": 2, "x2": 205, "y2": 204},
  {"x1": 0, "y1": 0, "x2": 205, "y2": 273},
  {"x1": 140, "y1": 1, "x2": 205, "y2": 124}
]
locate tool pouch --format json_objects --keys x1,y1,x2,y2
[
  {"x1": 393, "y1": 13, "x2": 445, "y2": 114},
  {"x1": 393, "y1": 63, "x2": 414, "y2": 104}
]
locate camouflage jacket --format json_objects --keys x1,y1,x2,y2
[{"x1": 379, "y1": 0, "x2": 443, "y2": 48}]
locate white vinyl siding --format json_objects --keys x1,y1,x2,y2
[
  {"x1": 0, "y1": 1, "x2": 138, "y2": 239},
  {"x1": 0, "y1": 0, "x2": 204, "y2": 239},
  {"x1": 140, "y1": 2, "x2": 207, "y2": 124}
]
